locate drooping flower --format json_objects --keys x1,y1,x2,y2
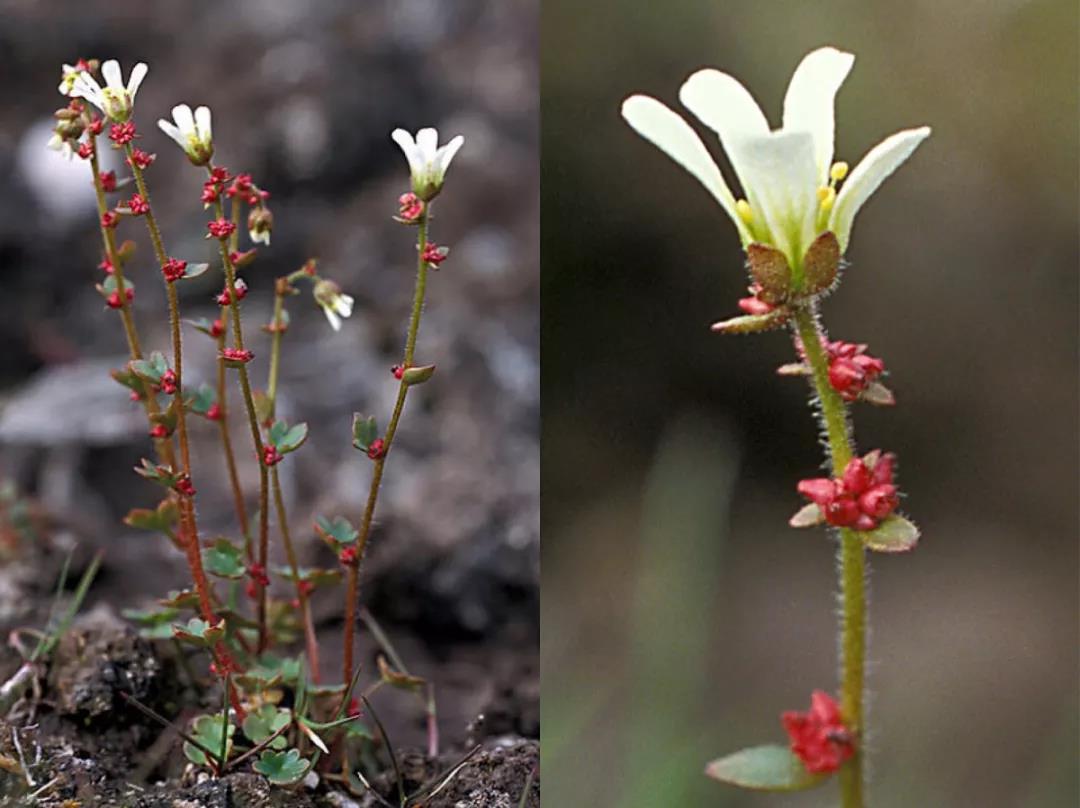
[
  {"x1": 70, "y1": 59, "x2": 148, "y2": 122},
  {"x1": 621, "y1": 47, "x2": 930, "y2": 283},
  {"x1": 158, "y1": 104, "x2": 214, "y2": 166},
  {"x1": 247, "y1": 206, "x2": 273, "y2": 245},
  {"x1": 781, "y1": 690, "x2": 853, "y2": 774},
  {"x1": 312, "y1": 279, "x2": 354, "y2": 332},
  {"x1": 391, "y1": 128, "x2": 464, "y2": 201}
]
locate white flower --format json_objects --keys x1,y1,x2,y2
[
  {"x1": 313, "y1": 279, "x2": 354, "y2": 332},
  {"x1": 58, "y1": 62, "x2": 90, "y2": 97},
  {"x1": 46, "y1": 131, "x2": 75, "y2": 160},
  {"x1": 621, "y1": 47, "x2": 930, "y2": 269},
  {"x1": 158, "y1": 104, "x2": 214, "y2": 166},
  {"x1": 391, "y1": 127, "x2": 464, "y2": 200},
  {"x1": 70, "y1": 59, "x2": 148, "y2": 122}
]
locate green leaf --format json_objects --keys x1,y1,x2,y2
[
  {"x1": 187, "y1": 317, "x2": 220, "y2": 338},
  {"x1": 123, "y1": 498, "x2": 180, "y2": 533},
  {"x1": 861, "y1": 381, "x2": 896, "y2": 407},
  {"x1": 159, "y1": 589, "x2": 201, "y2": 610},
  {"x1": 238, "y1": 654, "x2": 302, "y2": 688},
  {"x1": 101, "y1": 273, "x2": 136, "y2": 296},
  {"x1": 253, "y1": 390, "x2": 273, "y2": 426},
  {"x1": 269, "y1": 421, "x2": 308, "y2": 453},
  {"x1": 173, "y1": 617, "x2": 226, "y2": 647},
  {"x1": 130, "y1": 351, "x2": 167, "y2": 383},
  {"x1": 351, "y1": 413, "x2": 377, "y2": 451},
  {"x1": 134, "y1": 459, "x2": 180, "y2": 488},
  {"x1": 182, "y1": 262, "x2": 210, "y2": 280},
  {"x1": 273, "y1": 566, "x2": 341, "y2": 589},
  {"x1": 183, "y1": 712, "x2": 234, "y2": 768},
  {"x1": 242, "y1": 705, "x2": 291, "y2": 750},
  {"x1": 122, "y1": 606, "x2": 181, "y2": 639},
  {"x1": 705, "y1": 745, "x2": 829, "y2": 792},
  {"x1": 204, "y1": 539, "x2": 246, "y2": 579},
  {"x1": 187, "y1": 383, "x2": 218, "y2": 416},
  {"x1": 377, "y1": 656, "x2": 425, "y2": 692},
  {"x1": 788, "y1": 503, "x2": 824, "y2": 529},
  {"x1": 253, "y1": 748, "x2": 309, "y2": 785},
  {"x1": 314, "y1": 515, "x2": 358, "y2": 546},
  {"x1": 862, "y1": 514, "x2": 919, "y2": 553},
  {"x1": 402, "y1": 364, "x2": 436, "y2": 385}
]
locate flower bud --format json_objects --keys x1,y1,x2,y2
[{"x1": 247, "y1": 206, "x2": 273, "y2": 246}]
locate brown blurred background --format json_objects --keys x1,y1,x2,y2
[
  {"x1": 541, "y1": 1, "x2": 1077, "y2": 806},
  {"x1": 0, "y1": 0, "x2": 537, "y2": 749}
]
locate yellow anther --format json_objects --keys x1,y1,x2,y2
[
  {"x1": 817, "y1": 186, "x2": 836, "y2": 211},
  {"x1": 735, "y1": 199, "x2": 753, "y2": 224},
  {"x1": 830, "y1": 161, "x2": 849, "y2": 183}
]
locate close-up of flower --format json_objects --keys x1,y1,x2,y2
[
  {"x1": 312, "y1": 278, "x2": 354, "y2": 331},
  {"x1": 157, "y1": 103, "x2": 214, "y2": 165},
  {"x1": 391, "y1": 127, "x2": 465, "y2": 201},
  {"x1": 68, "y1": 58, "x2": 148, "y2": 121}
]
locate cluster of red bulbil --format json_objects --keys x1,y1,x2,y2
[
  {"x1": 247, "y1": 563, "x2": 270, "y2": 588},
  {"x1": 101, "y1": 211, "x2": 119, "y2": 229},
  {"x1": 209, "y1": 318, "x2": 225, "y2": 338},
  {"x1": 225, "y1": 173, "x2": 269, "y2": 206},
  {"x1": 207, "y1": 218, "x2": 236, "y2": 240},
  {"x1": 205, "y1": 403, "x2": 222, "y2": 421},
  {"x1": 391, "y1": 364, "x2": 406, "y2": 380},
  {"x1": 126, "y1": 148, "x2": 155, "y2": 169},
  {"x1": 87, "y1": 116, "x2": 103, "y2": 136},
  {"x1": 422, "y1": 242, "x2": 447, "y2": 268},
  {"x1": 99, "y1": 257, "x2": 113, "y2": 274},
  {"x1": 737, "y1": 283, "x2": 776, "y2": 315},
  {"x1": 824, "y1": 340, "x2": 885, "y2": 401},
  {"x1": 106, "y1": 287, "x2": 134, "y2": 309},
  {"x1": 149, "y1": 423, "x2": 170, "y2": 439},
  {"x1": 77, "y1": 141, "x2": 94, "y2": 160},
  {"x1": 174, "y1": 475, "x2": 196, "y2": 497},
  {"x1": 366, "y1": 438, "x2": 386, "y2": 460},
  {"x1": 161, "y1": 257, "x2": 187, "y2": 283},
  {"x1": 781, "y1": 691, "x2": 853, "y2": 774},
  {"x1": 160, "y1": 369, "x2": 178, "y2": 395},
  {"x1": 99, "y1": 170, "x2": 117, "y2": 192},
  {"x1": 262, "y1": 444, "x2": 283, "y2": 467},
  {"x1": 128, "y1": 194, "x2": 149, "y2": 216},
  {"x1": 216, "y1": 279, "x2": 248, "y2": 305},
  {"x1": 398, "y1": 192, "x2": 424, "y2": 222},
  {"x1": 220, "y1": 347, "x2": 254, "y2": 364},
  {"x1": 109, "y1": 121, "x2": 137, "y2": 145},
  {"x1": 338, "y1": 545, "x2": 358, "y2": 566},
  {"x1": 797, "y1": 451, "x2": 898, "y2": 531}
]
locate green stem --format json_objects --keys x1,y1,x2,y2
[
  {"x1": 342, "y1": 213, "x2": 431, "y2": 687},
  {"x1": 791, "y1": 304, "x2": 865, "y2": 808}
]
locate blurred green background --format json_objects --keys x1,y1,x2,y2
[{"x1": 541, "y1": 1, "x2": 1078, "y2": 806}]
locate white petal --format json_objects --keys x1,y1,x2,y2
[
  {"x1": 157, "y1": 119, "x2": 186, "y2": 149},
  {"x1": 70, "y1": 74, "x2": 103, "y2": 106},
  {"x1": 679, "y1": 68, "x2": 771, "y2": 201},
  {"x1": 829, "y1": 126, "x2": 931, "y2": 253},
  {"x1": 782, "y1": 47, "x2": 854, "y2": 184},
  {"x1": 101, "y1": 60, "x2": 123, "y2": 91},
  {"x1": 323, "y1": 306, "x2": 341, "y2": 331},
  {"x1": 435, "y1": 135, "x2": 464, "y2": 177},
  {"x1": 725, "y1": 130, "x2": 818, "y2": 264},
  {"x1": 171, "y1": 104, "x2": 195, "y2": 136},
  {"x1": 621, "y1": 94, "x2": 750, "y2": 244},
  {"x1": 127, "y1": 62, "x2": 149, "y2": 97},
  {"x1": 334, "y1": 295, "x2": 354, "y2": 317},
  {"x1": 416, "y1": 128, "x2": 438, "y2": 162},
  {"x1": 194, "y1": 106, "x2": 212, "y2": 140},
  {"x1": 391, "y1": 129, "x2": 424, "y2": 176}
]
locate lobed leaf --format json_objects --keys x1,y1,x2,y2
[
  {"x1": 253, "y1": 748, "x2": 309, "y2": 785},
  {"x1": 862, "y1": 514, "x2": 919, "y2": 553},
  {"x1": 204, "y1": 539, "x2": 246, "y2": 578},
  {"x1": 242, "y1": 704, "x2": 291, "y2": 750},
  {"x1": 351, "y1": 413, "x2": 378, "y2": 451}
]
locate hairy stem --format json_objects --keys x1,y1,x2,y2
[
  {"x1": 215, "y1": 319, "x2": 251, "y2": 554},
  {"x1": 343, "y1": 213, "x2": 431, "y2": 687},
  {"x1": 792, "y1": 304, "x2": 864, "y2": 808}
]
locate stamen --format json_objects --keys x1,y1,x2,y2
[
  {"x1": 735, "y1": 199, "x2": 753, "y2": 224},
  {"x1": 830, "y1": 161, "x2": 849, "y2": 183},
  {"x1": 817, "y1": 186, "x2": 836, "y2": 212}
]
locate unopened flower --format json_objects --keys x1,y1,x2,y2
[
  {"x1": 128, "y1": 193, "x2": 150, "y2": 216},
  {"x1": 109, "y1": 121, "x2": 137, "y2": 145},
  {"x1": 247, "y1": 206, "x2": 273, "y2": 245},
  {"x1": 397, "y1": 192, "x2": 425, "y2": 222},
  {"x1": 621, "y1": 47, "x2": 930, "y2": 277},
  {"x1": 221, "y1": 347, "x2": 254, "y2": 365},
  {"x1": 781, "y1": 691, "x2": 853, "y2": 774},
  {"x1": 207, "y1": 218, "x2": 236, "y2": 240},
  {"x1": 161, "y1": 258, "x2": 187, "y2": 283},
  {"x1": 391, "y1": 128, "x2": 465, "y2": 201},
  {"x1": 796, "y1": 451, "x2": 898, "y2": 531},
  {"x1": 126, "y1": 148, "x2": 155, "y2": 169},
  {"x1": 422, "y1": 242, "x2": 449, "y2": 269},
  {"x1": 100, "y1": 170, "x2": 117, "y2": 192},
  {"x1": 312, "y1": 279, "x2": 354, "y2": 332},
  {"x1": 366, "y1": 438, "x2": 385, "y2": 460},
  {"x1": 160, "y1": 368, "x2": 177, "y2": 394},
  {"x1": 70, "y1": 59, "x2": 148, "y2": 122},
  {"x1": 158, "y1": 104, "x2": 214, "y2": 166}
]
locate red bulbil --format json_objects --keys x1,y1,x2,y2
[
  {"x1": 129, "y1": 390, "x2": 142, "y2": 402},
  {"x1": 207, "y1": 218, "x2": 237, "y2": 240},
  {"x1": 737, "y1": 283, "x2": 777, "y2": 315},
  {"x1": 99, "y1": 170, "x2": 117, "y2": 192},
  {"x1": 392, "y1": 364, "x2": 405, "y2": 380},
  {"x1": 205, "y1": 403, "x2": 222, "y2": 421},
  {"x1": 109, "y1": 122, "x2": 137, "y2": 145},
  {"x1": 106, "y1": 287, "x2": 134, "y2": 309},
  {"x1": 160, "y1": 369, "x2": 178, "y2": 395},
  {"x1": 422, "y1": 242, "x2": 448, "y2": 268},
  {"x1": 338, "y1": 545, "x2": 358, "y2": 566},
  {"x1": 781, "y1": 691, "x2": 854, "y2": 774},
  {"x1": 208, "y1": 166, "x2": 231, "y2": 184},
  {"x1": 824, "y1": 340, "x2": 886, "y2": 401},
  {"x1": 221, "y1": 347, "x2": 254, "y2": 364},
  {"x1": 216, "y1": 279, "x2": 248, "y2": 306},
  {"x1": 262, "y1": 444, "x2": 284, "y2": 467},
  {"x1": 174, "y1": 476, "x2": 196, "y2": 497},
  {"x1": 162, "y1": 257, "x2": 187, "y2": 283},
  {"x1": 797, "y1": 452, "x2": 900, "y2": 530},
  {"x1": 101, "y1": 211, "x2": 119, "y2": 229},
  {"x1": 149, "y1": 424, "x2": 169, "y2": 439},
  {"x1": 87, "y1": 116, "x2": 104, "y2": 136},
  {"x1": 126, "y1": 149, "x2": 155, "y2": 169},
  {"x1": 398, "y1": 192, "x2": 425, "y2": 222},
  {"x1": 248, "y1": 563, "x2": 270, "y2": 587},
  {"x1": 76, "y1": 141, "x2": 94, "y2": 160},
  {"x1": 297, "y1": 580, "x2": 314, "y2": 597},
  {"x1": 99, "y1": 257, "x2": 114, "y2": 274},
  {"x1": 226, "y1": 173, "x2": 253, "y2": 198},
  {"x1": 201, "y1": 182, "x2": 220, "y2": 205},
  {"x1": 128, "y1": 194, "x2": 150, "y2": 216},
  {"x1": 209, "y1": 319, "x2": 225, "y2": 338},
  {"x1": 245, "y1": 580, "x2": 259, "y2": 600},
  {"x1": 366, "y1": 438, "x2": 386, "y2": 460}
]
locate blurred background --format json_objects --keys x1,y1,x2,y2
[
  {"x1": 0, "y1": 0, "x2": 537, "y2": 750},
  {"x1": 542, "y1": 1, "x2": 1077, "y2": 806}
]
